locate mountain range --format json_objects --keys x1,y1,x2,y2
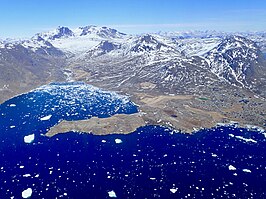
[
  {"x1": 1, "y1": 25, "x2": 265, "y2": 101},
  {"x1": 0, "y1": 25, "x2": 265, "y2": 130}
]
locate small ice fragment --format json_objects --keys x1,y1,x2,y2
[
  {"x1": 102, "y1": 140, "x2": 107, "y2": 143},
  {"x1": 9, "y1": 104, "x2": 16, "y2": 107},
  {"x1": 24, "y1": 134, "x2": 35, "y2": 144},
  {"x1": 211, "y1": 153, "x2": 218, "y2": 157},
  {"x1": 150, "y1": 177, "x2": 156, "y2": 180},
  {"x1": 228, "y1": 165, "x2": 236, "y2": 170},
  {"x1": 40, "y1": 115, "x2": 52, "y2": 121},
  {"x1": 235, "y1": 136, "x2": 257, "y2": 143},
  {"x1": 170, "y1": 188, "x2": 178, "y2": 193},
  {"x1": 115, "y1": 139, "x2": 122, "y2": 144},
  {"x1": 23, "y1": 174, "x2": 31, "y2": 177},
  {"x1": 22, "y1": 188, "x2": 32, "y2": 198},
  {"x1": 242, "y1": 169, "x2": 251, "y2": 173},
  {"x1": 108, "y1": 190, "x2": 117, "y2": 198},
  {"x1": 10, "y1": 126, "x2": 16, "y2": 128},
  {"x1": 20, "y1": 166, "x2": 24, "y2": 169}
]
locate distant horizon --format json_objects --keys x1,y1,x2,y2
[
  {"x1": 1, "y1": 24, "x2": 266, "y2": 40},
  {"x1": 1, "y1": 0, "x2": 266, "y2": 39}
]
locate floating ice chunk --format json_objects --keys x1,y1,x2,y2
[
  {"x1": 150, "y1": 177, "x2": 156, "y2": 180},
  {"x1": 20, "y1": 165, "x2": 24, "y2": 169},
  {"x1": 170, "y1": 188, "x2": 178, "y2": 193},
  {"x1": 22, "y1": 188, "x2": 32, "y2": 198},
  {"x1": 108, "y1": 190, "x2": 117, "y2": 198},
  {"x1": 9, "y1": 104, "x2": 16, "y2": 107},
  {"x1": 242, "y1": 169, "x2": 251, "y2": 173},
  {"x1": 115, "y1": 139, "x2": 122, "y2": 144},
  {"x1": 228, "y1": 165, "x2": 236, "y2": 171},
  {"x1": 24, "y1": 134, "x2": 35, "y2": 144},
  {"x1": 10, "y1": 126, "x2": 16, "y2": 128},
  {"x1": 23, "y1": 174, "x2": 31, "y2": 177},
  {"x1": 211, "y1": 153, "x2": 218, "y2": 157},
  {"x1": 40, "y1": 115, "x2": 52, "y2": 121},
  {"x1": 102, "y1": 140, "x2": 107, "y2": 143},
  {"x1": 235, "y1": 136, "x2": 257, "y2": 143}
]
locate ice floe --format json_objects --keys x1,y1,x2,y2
[
  {"x1": 229, "y1": 134, "x2": 257, "y2": 143},
  {"x1": 22, "y1": 188, "x2": 32, "y2": 198},
  {"x1": 170, "y1": 188, "x2": 178, "y2": 193},
  {"x1": 228, "y1": 165, "x2": 236, "y2": 171},
  {"x1": 115, "y1": 139, "x2": 122, "y2": 144},
  {"x1": 242, "y1": 169, "x2": 251, "y2": 173},
  {"x1": 40, "y1": 115, "x2": 52, "y2": 121},
  {"x1": 24, "y1": 134, "x2": 35, "y2": 144},
  {"x1": 235, "y1": 136, "x2": 257, "y2": 143},
  {"x1": 108, "y1": 190, "x2": 117, "y2": 198}
]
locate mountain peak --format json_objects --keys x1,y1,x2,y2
[
  {"x1": 36, "y1": 26, "x2": 74, "y2": 40},
  {"x1": 77, "y1": 25, "x2": 126, "y2": 38}
]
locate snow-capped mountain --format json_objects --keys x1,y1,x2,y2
[
  {"x1": 21, "y1": 35, "x2": 64, "y2": 56},
  {"x1": 85, "y1": 40, "x2": 121, "y2": 57},
  {"x1": 37, "y1": 26, "x2": 74, "y2": 40},
  {"x1": 0, "y1": 25, "x2": 265, "y2": 103},
  {"x1": 77, "y1": 25, "x2": 126, "y2": 38},
  {"x1": 34, "y1": 26, "x2": 127, "y2": 54},
  {"x1": 157, "y1": 30, "x2": 228, "y2": 39},
  {"x1": 203, "y1": 35, "x2": 261, "y2": 87}
]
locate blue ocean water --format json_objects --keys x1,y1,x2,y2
[{"x1": 0, "y1": 83, "x2": 265, "y2": 198}]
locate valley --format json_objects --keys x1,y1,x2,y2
[{"x1": 0, "y1": 26, "x2": 265, "y2": 134}]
